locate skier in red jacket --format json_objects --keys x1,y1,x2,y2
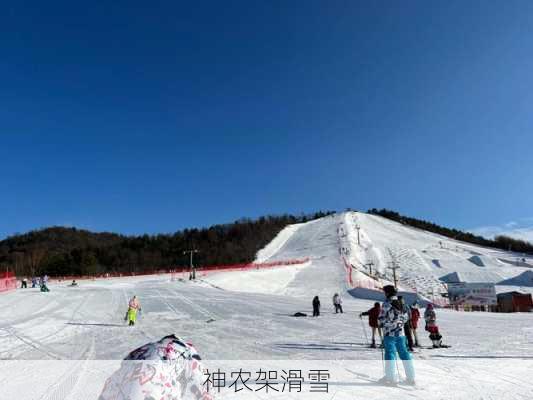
[{"x1": 360, "y1": 302, "x2": 382, "y2": 348}]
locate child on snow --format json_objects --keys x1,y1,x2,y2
[
  {"x1": 378, "y1": 285, "x2": 416, "y2": 385},
  {"x1": 424, "y1": 303, "x2": 443, "y2": 348},
  {"x1": 360, "y1": 302, "x2": 382, "y2": 348},
  {"x1": 126, "y1": 296, "x2": 142, "y2": 326}
]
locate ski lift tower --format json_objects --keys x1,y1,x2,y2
[
  {"x1": 388, "y1": 260, "x2": 400, "y2": 289},
  {"x1": 183, "y1": 249, "x2": 199, "y2": 280},
  {"x1": 364, "y1": 261, "x2": 375, "y2": 277},
  {"x1": 355, "y1": 225, "x2": 361, "y2": 245}
]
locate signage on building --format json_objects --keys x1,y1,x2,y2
[{"x1": 447, "y1": 282, "x2": 497, "y2": 306}]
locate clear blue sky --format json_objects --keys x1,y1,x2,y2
[{"x1": 1, "y1": 1, "x2": 532, "y2": 239}]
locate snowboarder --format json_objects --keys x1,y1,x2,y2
[
  {"x1": 424, "y1": 303, "x2": 443, "y2": 348},
  {"x1": 378, "y1": 285, "x2": 415, "y2": 386},
  {"x1": 126, "y1": 295, "x2": 142, "y2": 326},
  {"x1": 312, "y1": 296, "x2": 320, "y2": 317},
  {"x1": 360, "y1": 302, "x2": 382, "y2": 348},
  {"x1": 333, "y1": 293, "x2": 343, "y2": 314},
  {"x1": 398, "y1": 296, "x2": 414, "y2": 351},
  {"x1": 410, "y1": 302, "x2": 421, "y2": 347}
]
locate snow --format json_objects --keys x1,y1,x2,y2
[
  {"x1": 198, "y1": 262, "x2": 311, "y2": 295},
  {"x1": 498, "y1": 270, "x2": 533, "y2": 287},
  {"x1": 255, "y1": 223, "x2": 305, "y2": 263},
  {"x1": 1, "y1": 212, "x2": 533, "y2": 399}
]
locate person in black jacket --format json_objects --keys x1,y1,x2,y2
[
  {"x1": 312, "y1": 296, "x2": 321, "y2": 317},
  {"x1": 398, "y1": 296, "x2": 415, "y2": 351}
]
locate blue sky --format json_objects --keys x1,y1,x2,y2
[{"x1": 1, "y1": 1, "x2": 532, "y2": 239}]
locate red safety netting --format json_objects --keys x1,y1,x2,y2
[
  {"x1": 0, "y1": 271, "x2": 17, "y2": 293},
  {"x1": 43, "y1": 258, "x2": 311, "y2": 283}
]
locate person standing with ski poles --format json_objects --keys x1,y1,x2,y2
[
  {"x1": 360, "y1": 302, "x2": 382, "y2": 348},
  {"x1": 378, "y1": 285, "x2": 415, "y2": 386}
]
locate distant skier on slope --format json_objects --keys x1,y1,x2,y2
[
  {"x1": 126, "y1": 295, "x2": 142, "y2": 326},
  {"x1": 424, "y1": 303, "x2": 443, "y2": 348},
  {"x1": 377, "y1": 285, "x2": 415, "y2": 386},
  {"x1": 312, "y1": 296, "x2": 321, "y2": 317},
  {"x1": 333, "y1": 293, "x2": 343, "y2": 314},
  {"x1": 360, "y1": 302, "x2": 382, "y2": 348}
]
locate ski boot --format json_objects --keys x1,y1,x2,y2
[{"x1": 377, "y1": 376, "x2": 398, "y2": 387}]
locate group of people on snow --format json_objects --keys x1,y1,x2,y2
[
  {"x1": 312, "y1": 293, "x2": 344, "y2": 316},
  {"x1": 20, "y1": 275, "x2": 50, "y2": 291},
  {"x1": 358, "y1": 285, "x2": 445, "y2": 385},
  {"x1": 311, "y1": 285, "x2": 445, "y2": 386},
  {"x1": 359, "y1": 291, "x2": 443, "y2": 351}
]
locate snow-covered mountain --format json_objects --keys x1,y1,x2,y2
[{"x1": 206, "y1": 212, "x2": 533, "y2": 300}]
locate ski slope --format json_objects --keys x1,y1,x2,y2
[
  {"x1": 205, "y1": 211, "x2": 533, "y2": 301},
  {"x1": 1, "y1": 274, "x2": 532, "y2": 399},
  {"x1": 1, "y1": 212, "x2": 533, "y2": 399},
  {"x1": 345, "y1": 212, "x2": 533, "y2": 298}
]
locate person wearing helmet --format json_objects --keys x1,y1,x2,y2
[{"x1": 377, "y1": 285, "x2": 415, "y2": 386}]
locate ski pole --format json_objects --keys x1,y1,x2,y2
[
  {"x1": 359, "y1": 315, "x2": 369, "y2": 345},
  {"x1": 380, "y1": 342, "x2": 385, "y2": 375}
]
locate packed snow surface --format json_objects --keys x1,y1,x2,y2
[{"x1": 1, "y1": 212, "x2": 533, "y2": 399}]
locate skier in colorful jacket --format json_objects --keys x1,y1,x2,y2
[
  {"x1": 377, "y1": 285, "x2": 415, "y2": 385},
  {"x1": 127, "y1": 296, "x2": 141, "y2": 326}
]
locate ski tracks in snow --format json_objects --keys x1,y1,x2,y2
[
  {"x1": 35, "y1": 336, "x2": 96, "y2": 400},
  {"x1": 161, "y1": 286, "x2": 219, "y2": 322}
]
